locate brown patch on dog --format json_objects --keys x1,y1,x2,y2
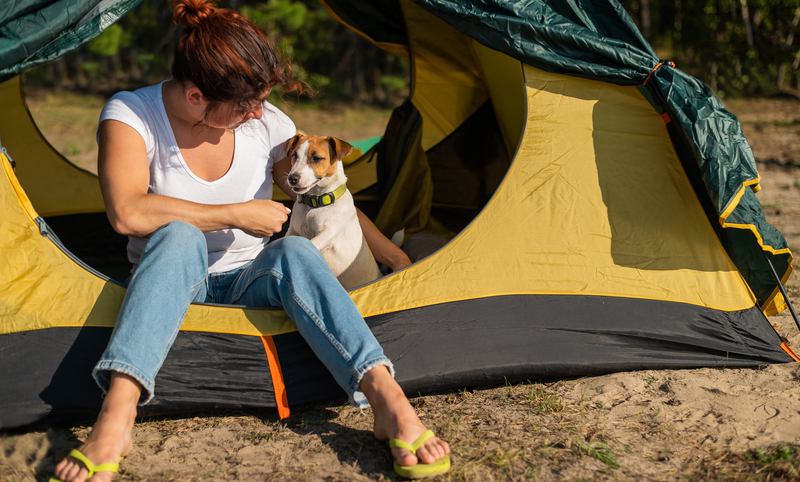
[
  {"x1": 285, "y1": 131, "x2": 306, "y2": 160},
  {"x1": 327, "y1": 137, "x2": 353, "y2": 163},
  {"x1": 295, "y1": 135, "x2": 353, "y2": 179}
]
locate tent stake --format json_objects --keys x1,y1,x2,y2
[{"x1": 765, "y1": 254, "x2": 800, "y2": 332}]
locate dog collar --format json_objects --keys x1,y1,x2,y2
[{"x1": 299, "y1": 183, "x2": 348, "y2": 208}]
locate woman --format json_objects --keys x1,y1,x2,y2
[{"x1": 53, "y1": 1, "x2": 450, "y2": 480}]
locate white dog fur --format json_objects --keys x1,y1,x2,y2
[{"x1": 284, "y1": 133, "x2": 381, "y2": 290}]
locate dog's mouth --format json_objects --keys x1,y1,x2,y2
[
  {"x1": 291, "y1": 181, "x2": 319, "y2": 195},
  {"x1": 290, "y1": 176, "x2": 323, "y2": 195},
  {"x1": 291, "y1": 185, "x2": 312, "y2": 194}
]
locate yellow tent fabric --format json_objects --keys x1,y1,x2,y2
[
  {"x1": 0, "y1": 22, "x2": 760, "y2": 336},
  {"x1": 351, "y1": 65, "x2": 757, "y2": 317},
  {"x1": 0, "y1": 77, "x2": 104, "y2": 216},
  {"x1": 0, "y1": 149, "x2": 296, "y2": 337},
  {"x1": 403, "y1": 0, "x2": 487, "y2": 151},
  {"x1": 469, "y1": 41, "x2": 526, "y2": 156}
]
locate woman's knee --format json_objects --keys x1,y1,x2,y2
[
  {"x1": 147, "y1": 221, "x2": 207, "y2": 261},
  {"x1": 275, "y1": 235, "x2": 319, "y2": 260},
  {"x1": 153, "y1": 221, "x2": 204, "y2": 245}
]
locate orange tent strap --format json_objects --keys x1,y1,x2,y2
[
  {"x1": 643, "y1": 60, "x2": 676, "y2": 86},
  {"x1": 779, "y1": 340, "x2": 800, "y2": 363},
  {"x1": 260, "y1": 335, "x2": 291, "y2": 419}
]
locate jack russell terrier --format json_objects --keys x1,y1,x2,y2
[{"x1": 284, "y1": 132, "x2": 381, "y2": 290}]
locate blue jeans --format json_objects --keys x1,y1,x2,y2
[{"x1": 93, "y1": 221, "x2": 393, "y2": 407}]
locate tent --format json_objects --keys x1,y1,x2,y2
[{"x1": 1, "y1": 0, "x2": 797, "y2": 429}]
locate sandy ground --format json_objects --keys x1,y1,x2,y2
[{"x1": 2, "y1": 98, "x2": 800, "y2": 481}]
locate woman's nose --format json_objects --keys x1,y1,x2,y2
[{"x1": 248, "y1": 105, "x2": 263, "y2": 120}]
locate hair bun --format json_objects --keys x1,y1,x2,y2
[{"x1": 173, "y1": 0, "x2": 216, "y2": 27}]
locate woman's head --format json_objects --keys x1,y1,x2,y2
[{"x1": 171, "y1": 0, "x2": 302, "y2": 127}]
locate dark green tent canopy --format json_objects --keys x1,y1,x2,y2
[{"x1": 0, "y1": 0, "x2": 141, "y2": 82}]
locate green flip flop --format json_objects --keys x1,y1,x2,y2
[
  {"x1": 49, "y1": 448, "x2": 120, "y2": 482},
  {"x1": 389, "y1": 429, "x2": 451, "y2": 479}
]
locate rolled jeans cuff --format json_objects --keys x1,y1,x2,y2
[
  {"x1": 93, "y1": 360, "x2": 156, "y2": 406},
  {"x1": 350, "y1": 356, "x2": 395, "y2": 408}
]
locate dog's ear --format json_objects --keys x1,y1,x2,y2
[
  {"x1": 327, "y1": 137, "x2": 353, "y2": 163},
  {"x1": 285, "y1": 131, "x2": 305, "y2": 159}
]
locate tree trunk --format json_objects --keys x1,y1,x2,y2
[
  {"x1": 739, "y1": 0, "x2": 754, "y2": 48},
  {"x1": 640, "y1": 0, "x2": 651, "y2": 39},
  {"x1": 673, "y1": 0, "x2": 683, "y2": 46}
]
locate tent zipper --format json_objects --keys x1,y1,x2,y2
[
  {"x1": 35, "y1": 217, "x2": 112, "y2": 282},
  {"x1": 1, "y1": 146, "x2": 15, "y2": 169}
]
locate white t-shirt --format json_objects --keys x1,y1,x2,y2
[{"x1": 98, "y1": 81, "x2": 296, "y2": 274}]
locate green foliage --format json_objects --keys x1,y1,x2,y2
[
  {"x1": 240, "y1": 0, "x2": 339, "y2": 91},
  {"x1": 88, "y1": 24, "x2": 129, "y2": 57},
  {"x1": 27, "y1": 0, "x2": 407, "y2": 103},
  {"x1": 27, "y1": 0, "x2": 796, "y2": 99},
  {"x1": 622, "y1": 0, "x2": 800, "y2": 97}
]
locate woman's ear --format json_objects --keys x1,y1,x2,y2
[{"x1": 184, "y1": 82, "x2": 206, "y2": 108}]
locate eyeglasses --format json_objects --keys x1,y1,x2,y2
[{"x1": 233, "y1": 90, "x2": 271, "y2": 115}]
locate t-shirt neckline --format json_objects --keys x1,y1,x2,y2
[{"x1": 157, "y1": 80, "x2": 240, "y2": 186}]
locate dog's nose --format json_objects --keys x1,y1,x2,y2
[{"x1": 288, "y1": 174, "x2": 299, "y2": 186}]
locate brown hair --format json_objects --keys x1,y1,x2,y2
[{"x1": 171, "y1": 0, "x2": 304, "y2": 114}]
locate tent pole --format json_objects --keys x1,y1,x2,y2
[{"x1": 765, "y1": 254, "x2": 800, "y2": 332}]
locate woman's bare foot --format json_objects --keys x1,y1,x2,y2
[
  {"x1": 53, "y1": 374, "x2": 140, "y2": 482},
  {"x1": 360, "y1": 366, "x2": 451, "y2": 467}
]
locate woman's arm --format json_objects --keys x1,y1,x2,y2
[
  {"x1": 356, "y1": 210, "x2": 411, "y2": 271},
  {"x1": 274, "y1": 156, "x2": 411, "y2": 271},
  {"x1": 99, "y1": 119, "x2": 289, "y2": 238}
]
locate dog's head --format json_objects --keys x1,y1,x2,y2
[{"x1": 285, "y1": 132, "x2": 353, "y2": 194}]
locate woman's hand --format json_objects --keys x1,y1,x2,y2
[
  {"x1": 355, "y1": 209, "x2": 413, "y2": 272},
  {"x1": 234, "y1": 199, "x2": 291, "y2": 237},
  {"x1": 382, "y1": 246, "x2": 412, "y2": 272}
]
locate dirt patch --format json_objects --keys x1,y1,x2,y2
[{"x1": 2, "y1": 98, "x2": 799, "y2": 481}]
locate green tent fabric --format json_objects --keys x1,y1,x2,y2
[
  {"x1": 0, "y1": 0, "x2": 141, "y2": 82},
  {"x1": 0, "y1": 0, "x2": 791, "y2": 308}
]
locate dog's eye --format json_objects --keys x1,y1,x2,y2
[
  {"x1": 291, "y1": 152, "x2": 298, "y2": 161},
  {"x1": 311, "y1": 155, "x2": 324, "y2": 163}
]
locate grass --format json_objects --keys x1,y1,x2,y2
[
  {"x1": 576, "y1": 441, "x2": 620, "y2": 470},
  {"x1": 691, "y1": 445, "x2": 800, "y2": 481},
  {"x1": 528, "y1": 386, "x2": 564, "y2": 414}
]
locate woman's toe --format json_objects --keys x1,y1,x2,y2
[
  {"x1": 73, "y1": 467, "x2": 88, "y2": 482},
  {"x1": 62, "y1": 462, "x2": 78, "y2": 481},
  {"x1": 416, "y1": 444, "x2": 437, "y2": 464},
  {"x1": 393, "y1": 448, "x2": 418, "y2": 467},
  {"x1": 429, "y1": 442, "x2": 444, "y2": 460}
]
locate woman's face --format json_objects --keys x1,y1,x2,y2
[{"x1": 203, "y1": 95, "x2": 267, "y2": 130}]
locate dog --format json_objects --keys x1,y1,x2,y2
[{"x1": 284, "y1": 132, "x2": 381, "y2": 290}]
